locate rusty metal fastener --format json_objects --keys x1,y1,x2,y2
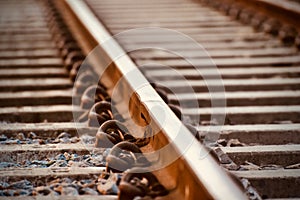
[
  {"x1": 250, "y1": 14, "x2": 267, "y2": 30},
  {"x1": 70, "y1": 61, "x2": 95, "y2": 82},
  {"x1": 279, "y1": 25, "x2": 297, "y2": 45},
  {"x1": 45, "y1": 11, "x2": 58, "y2": 20},
  {"x1": 219, "y1": 3, "x2": 231, "y2": 14},
  {"x1": 70, "y1": 61, "x2": 84, "y2": 81},
  {"x1": 54, "y1": 35, "x2": 75, "y2": 48},
  {"x1": 80, "y1": 85, "x2": 109, "y2": 109},
  {"x1": 106, "y1": 142, "x2": 149, "y2": 173},
  {"x1": 263, "y1": 19, "x2": 281, "y2": 36},
  {"x1": 61, "y1": 43, "x2": 81, "y2": 59},
  {"x1": 53, "y1": 32, "x2": 75, "y2": 45},
  {"x1": 239, "y1": 10, "x2": 254, "y2": 24},
  {"x1": 88, "y1": 101, "x2": 114, "y2": 127},
  {"x1": 49, "y1": 21, "x2": 70, "y2": 33},
  {"x1": 134, "y1": 137, "x2": 150, "y2": 148},
  {"x1": 228, "y1": 6, "x2": 242, "y2": 19},
  {"x1": 95, "y1": 120, "x2": 136, "y2": 148},
  {"x1": 74, "y1": 72, "x2": 98, "y2": 95},
  {"x1": 77, "y1": 82, "x2": 111, "y2": 123},
  {"x1": 119, "y1": 167, "x2": 168, "y2": 200},
  {"x1": 64, "y1": 51, "x2": 85, "y2": 71},
  {"x1": 48, "y1": 16, "x2": 64, "y2": 26},
  {"x1": 56, "y1": 39, "x2": 76, "y2": 50}
]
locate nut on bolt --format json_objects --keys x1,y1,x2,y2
[
  {"x1": 119, "y1": 168, "x2": 168, "y2": 200},
  {"x1": 279, "y1": 25, "x2": 297, "y2": 45},
  {"x1": 263, "y1": 19, "x2": 281, "y2": 36},
  {"x1": 88, "y1": 101, "x2": 114, "y2": 127},
  {"x1": 95, "y1": 120, "x2": 135, "y2": 148},
  {"x1": 81, "y1": 85, "x2": 109, "y2": 109},
  {"x1": 106, "y1": 141, "x2": 149, "y2": 173}
]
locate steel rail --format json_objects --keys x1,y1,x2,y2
[{"x1": 57, "y1": 0, "x2": 247, "y2": 199}]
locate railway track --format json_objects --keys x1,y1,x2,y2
[{"x1": 0, "y1": 0, "x2": 299, "y2": 199}]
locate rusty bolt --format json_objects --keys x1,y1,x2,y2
[
  {"x1": 279, "y1": 25, "x2": 297, "y2": 45},
  {"x1": 95, "y1": 120, "x2": 133, "y2": 148},
  {"x1": 119, "y1": 168, "x2": 168, "y2": 199},
  {"x1": 88, "y1": 101, "x2": 114, "y2": 127},
  {"x1": 263, "y1": 19, "x2": 281, "y2": 36},
  {"x1": 80, "y1": 85, "x2": 109, "y2": 109},
  {"x1": 106, "y1": 142, "x2": 148, "y2": 173},
  {"x1": 64, "y1": 51, "x2": 85, "y2": 71}
]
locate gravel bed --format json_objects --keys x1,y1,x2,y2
[
  {"x1": 0, "y1": 175, "x2": 120, "y2": 196},
  {"x1": 0, "y1": 132, "x2": 83, "y2": 145},
  {"x1": 0, "y1": 149, "x2": 111, "y2": 169}
]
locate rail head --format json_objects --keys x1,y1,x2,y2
[{"x1": 59, "y1": 0, "x2": 247, "y2": 199}]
